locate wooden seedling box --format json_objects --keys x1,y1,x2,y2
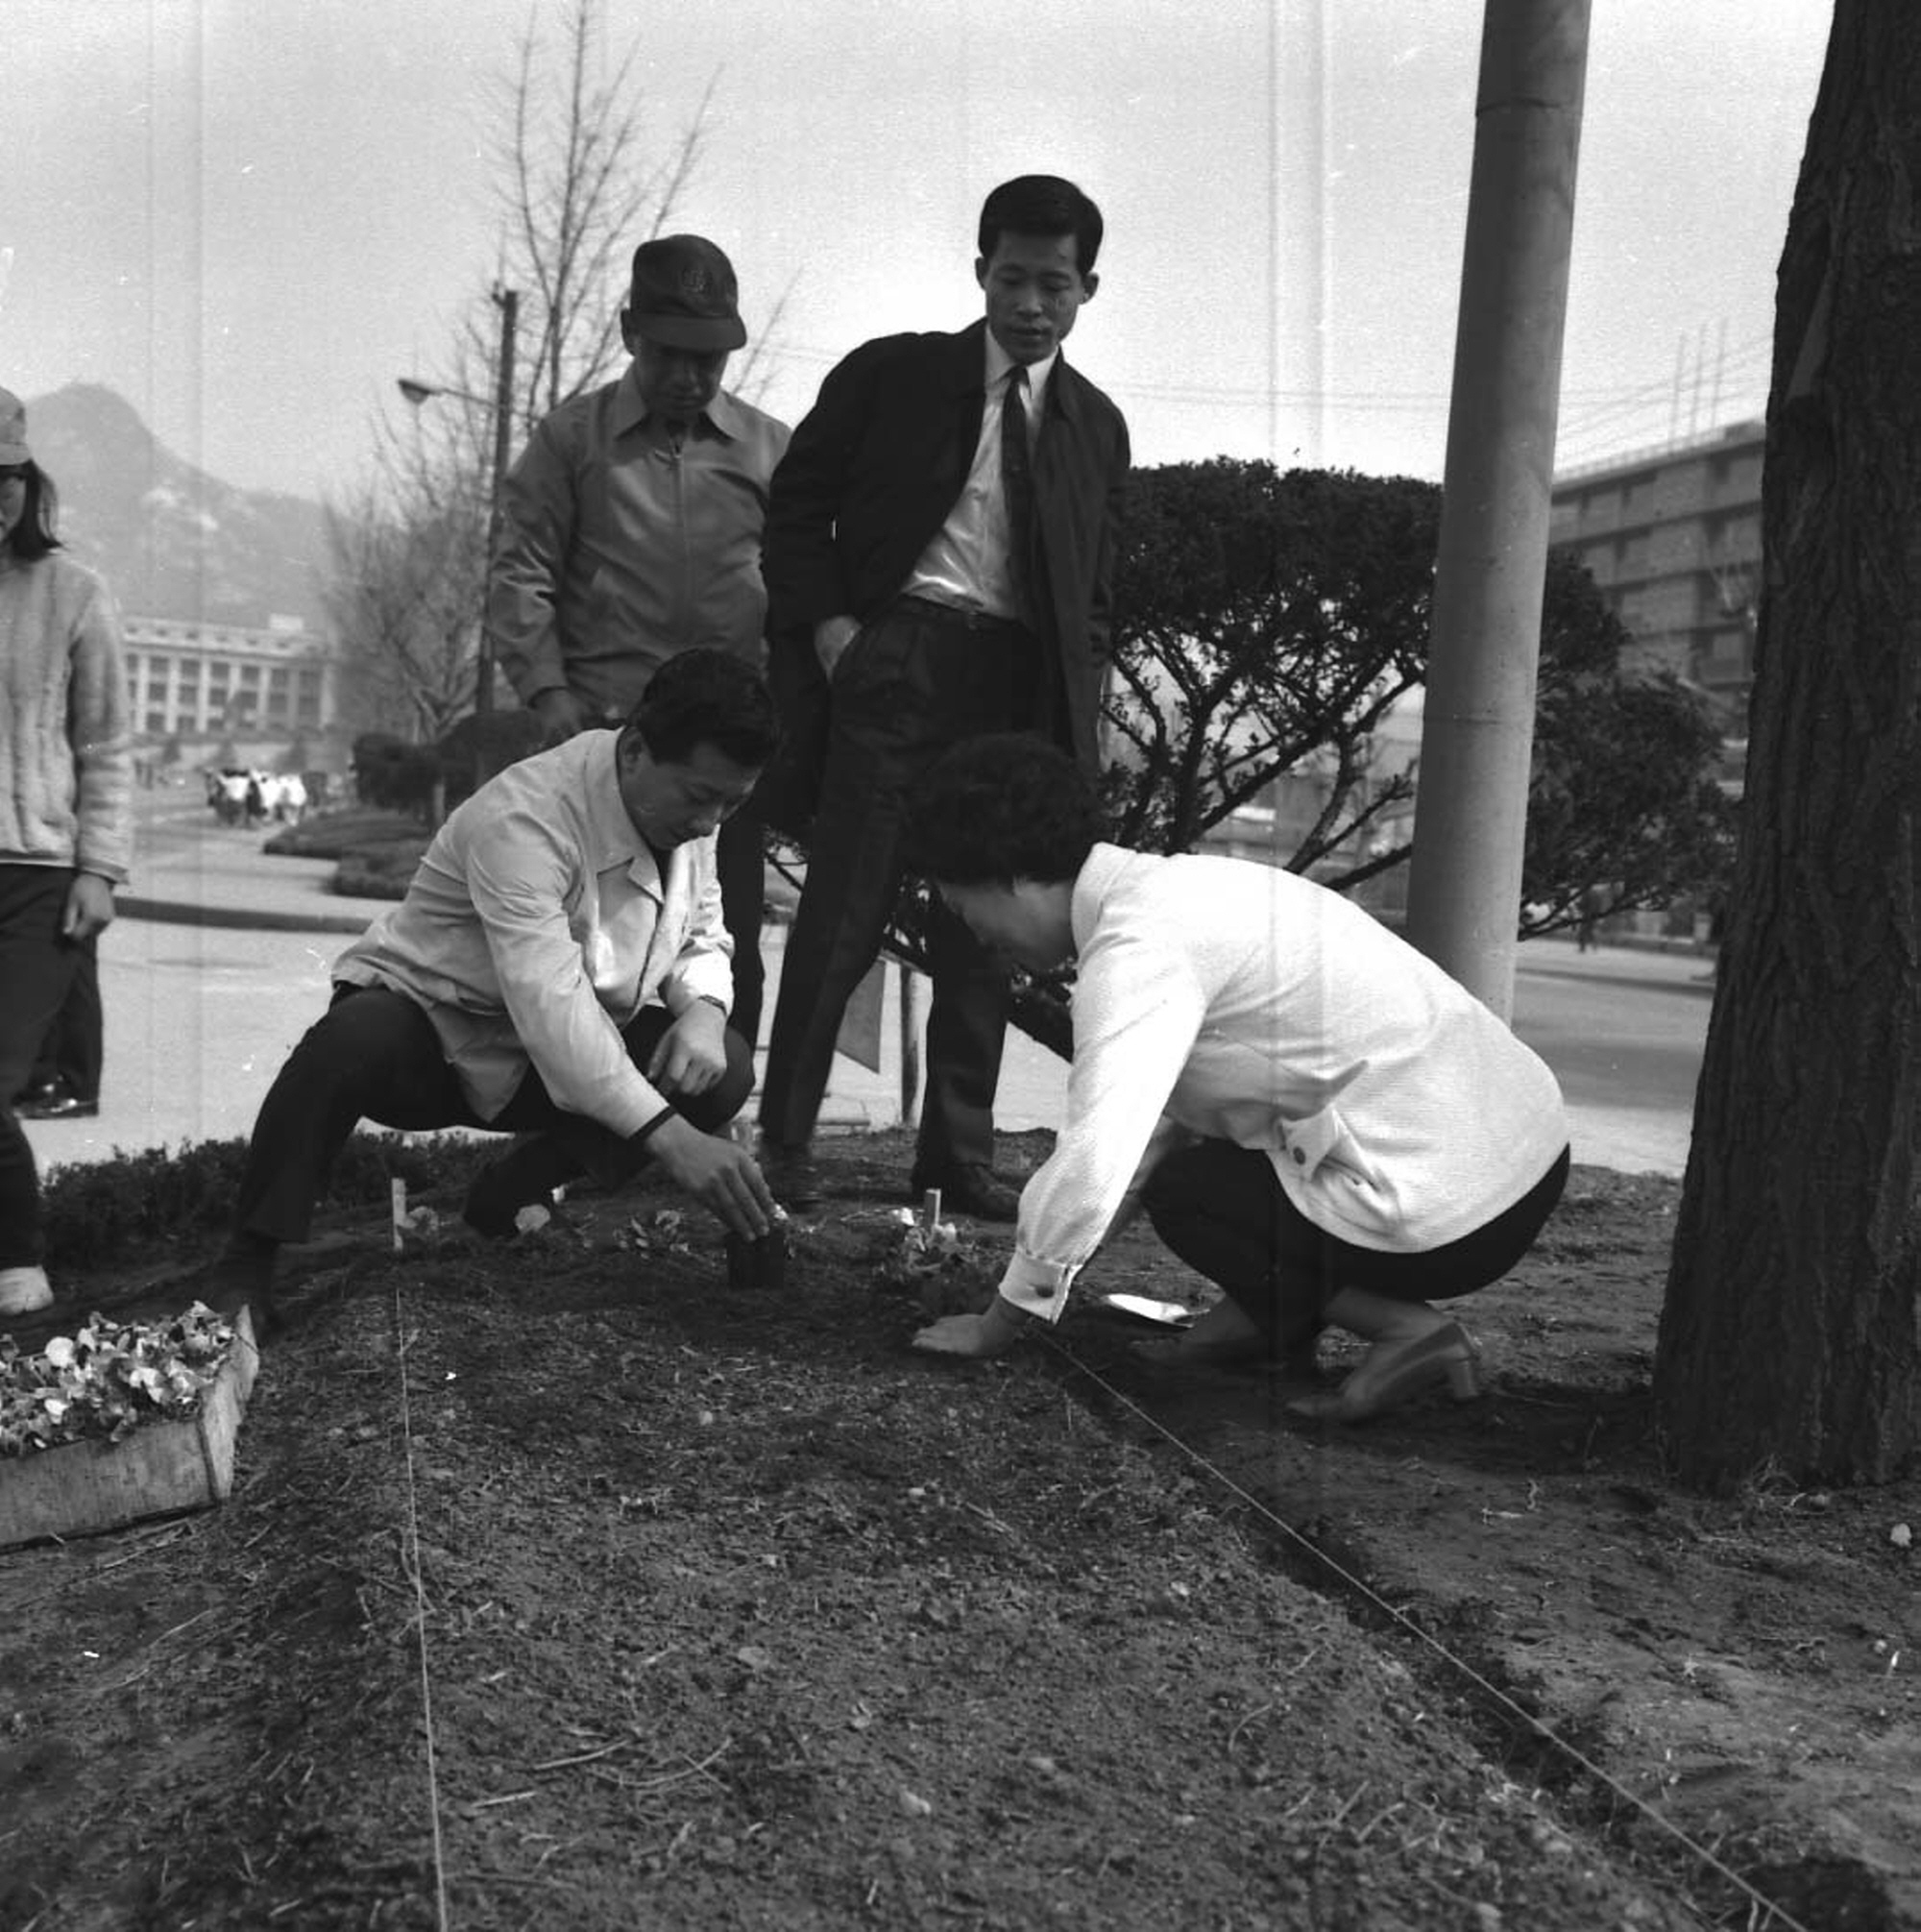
[{"x1": 0, "y1": 1308, "x2": 259, "y2": 1550}]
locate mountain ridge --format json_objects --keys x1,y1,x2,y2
[{"x1": 22, "y1": 383, "x2": 330, "y2": 633}]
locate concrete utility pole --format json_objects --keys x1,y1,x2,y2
[{"x1": 1403, "y1": 0, "x2": 1591, "y2": 1020}]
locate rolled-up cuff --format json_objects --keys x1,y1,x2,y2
[
  {"x1": 998, "y1": 1251, "x2": 1079, "y2": 1325},
  {"x1": 664, "y1": 959, "x2": 736, "y2": 1015}
]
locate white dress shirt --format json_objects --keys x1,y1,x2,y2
[
  {"x1": 332, "y1": 731, "x2": 735, "y2": 1137},
  {"x1": 903, "y1": 334, "x2": 1056, "y2": 620},
  {"x1": 1000, "y1": 844, "x2": 1569, "y2": 1321}
]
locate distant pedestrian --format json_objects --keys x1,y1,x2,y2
[
  {"x1": 488, "y1": 234, "x2": 790, "y2": 1055},
  {"x1": 1576, "y1": 884, "x2": 1606, "y2": 952},
  {"x1": 755, "y1": 175, "x2": 1131, "y2": 1222},
  {"x1": 0, "y1": 387, "x2": 134, "y2": 1317}
]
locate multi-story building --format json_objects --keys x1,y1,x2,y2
[
  {"x1": 119, "y1": 613, "x2": 342, "y2": 746},
  {"x1": 1548, "y1": 419, "x2": 1764, "y2": 733}
]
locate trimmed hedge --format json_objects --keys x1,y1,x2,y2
[{"x1": 41, "y1": 1133, "x2": 484, "y2": 1271}]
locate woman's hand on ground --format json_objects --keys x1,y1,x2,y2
[{"x1": 912, "y1": 1299, "x2": 1031, "y2": 1358}]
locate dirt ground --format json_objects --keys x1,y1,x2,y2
[{"x1": 2, "y1": 1131, "x2": 1916, "y2": 1932}]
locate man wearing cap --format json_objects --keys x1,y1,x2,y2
[{"x1": 487, "y1": 235, "x2": 790, "y2": 1053}]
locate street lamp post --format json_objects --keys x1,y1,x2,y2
[{"x1": 397, "y1": 284, "x2": 520, "y2": 718}]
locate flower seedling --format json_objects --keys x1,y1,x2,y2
[{"x1": 1, "y1": 1306, "x2": 242, "y2": 1457}]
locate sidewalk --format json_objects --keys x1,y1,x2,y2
[
  {"x1": 30, "y1": 816, "x2": 1694, "y2": 1179},
  {"x1": 1519, "y1": 935, "x2": 1719, "y2": 997},
  {"x1": 24, "y1": 820, "x2": 1062, "y2": 1173},
  {"x1": 120, "y1": 827, "x2": 394, "y2": 935},
  {"x1": 121, "y1": 836, "x2": 1720, "y2": 1006},
  {"x1": 118, "y1": 823, "x2": 1062, "y2": 1137}
]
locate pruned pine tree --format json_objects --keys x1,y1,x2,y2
[{"x1": 1657, "y1": 2, "x2": 1921, "y2": 1489}]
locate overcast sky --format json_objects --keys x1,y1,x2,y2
[{"x1": 5, "y1": 0, "x2": 1830, "y2": 502}]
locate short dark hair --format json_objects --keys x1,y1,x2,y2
[
  {"x1": 625, "y1": 648, "x2": 780, "y2": 768},
  {"x1": 978, "y1": 176, "x2": 1105, "y2": 276},
  {"x1": 907, "y1": 734, "x2": 1104, "y2": 887},
  {"x1": 4, "y1": 462, "x2": 63, "y2": 562}
]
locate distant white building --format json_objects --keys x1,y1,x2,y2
[
  {"x1": 1548, "y1": 419, "x2": 1763, "y2": 735},
  {"x1": 119, "y1": 613, "x2": 342, "y2": 746}
]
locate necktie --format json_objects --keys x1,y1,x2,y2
[{"x1": 1000, "y1": 366, "x2": 1035, "y2": 618}]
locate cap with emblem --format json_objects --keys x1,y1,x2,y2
[
  {"x1": 625, "y1": 235, "x2": 747, "y2": 353},
  {"x1": 0, "y1": 388, "x2": 31, "y2": 465}
]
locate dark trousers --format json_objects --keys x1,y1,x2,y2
[
  {"x1": 24, "y1": 938, "x2": 103, "y2": 1101},
  {"x1": 758, "y1": 599, "x2": 1041, "y2": 1168},
  {"x1": 234, "y1": 985, "x2": 755, "y2": 1245},
  {"x1": 1142, "y1": 1140, "x2": 1572, "y2": 1349},
  {"x1": 716, "y1": 805, "x2": 766, "y2": 1055},
  {"x1": 0, "y1": 866, "x2": 85, "y2": 1268}
]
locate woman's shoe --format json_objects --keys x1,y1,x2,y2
[
  {"x1": 1285, "y1": 1321, "x2": 1483, "y2": 1423},
  {"x1": 0, "y1": 1265, "x2": 55, "y2": 1317}
]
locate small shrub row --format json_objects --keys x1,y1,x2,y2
[
  {"x1": 262, "y1": 807, "x2": 426, "y2": 860},
  {"x1": 42, "y1": 1132, "x2": 486, "y2": 1271},
  {"x1": 334, "y1": 838, "x2": 426, "y2": 898}
]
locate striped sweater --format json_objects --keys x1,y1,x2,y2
[{"x1": 0, "y1": 550, "x2": 134, "y2": 882}]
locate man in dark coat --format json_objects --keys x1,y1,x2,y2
[{"x1": 756, "y1": 174, "x2": 1130, "y2": 1219}]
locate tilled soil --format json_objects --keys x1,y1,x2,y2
[{"x1": 2, "y1": 1134, "x2": 1916, "y2": 1931}]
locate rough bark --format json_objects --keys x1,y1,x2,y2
[{"x1": 1656, "y1": 2, "x2": 1921, "y2": 1487}]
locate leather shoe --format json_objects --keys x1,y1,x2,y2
[
  {"x1": 0, "y1": 1264, "x2": 55, "y2": 1318},
  {"x1": 462, "y1": 1158, "x2": 551, "y2": 1239},
  {"x1": 910, "y1": 1162, "x2": 1019, "y2": 1223},
  {"x1": 197, "y1": 1240, "x2": 281, "y2": 1342},
  {"x1": 14, "y1": 1084, "x2": 99, "y2": 1119},
  {"x1": 461, "y1": 1134, "x2": 588, "y2": 1237},
  {"x1": 760, "y1": 1138, "x2": 823, "y2": 1213},
  {"x1": 1286, "y1": 1321, "x2": 1483, "y2": 1424}
]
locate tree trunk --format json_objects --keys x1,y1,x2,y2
[{"x1": 1656, "y1": 4, "x2": 1921, "y2": 1488}]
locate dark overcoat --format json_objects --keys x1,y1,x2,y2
[{"x1": 758, "y1": 318, "x2": 1130, "y2": 832}]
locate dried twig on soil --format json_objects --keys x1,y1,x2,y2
[{"x1": 528, "y1": 1737, "x2": 638, "y2": 1773}]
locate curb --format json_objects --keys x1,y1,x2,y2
[{"x1": 117, "y1": 893, "x2": 377, "y2": 936}]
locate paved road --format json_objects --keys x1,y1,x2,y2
[
  {"x1": 1511, "y1": 947, "x2": 1712, "y2": 1177},
  {"x1": 20, "y1": 793, "x2": 1711, "y2": 1181}
]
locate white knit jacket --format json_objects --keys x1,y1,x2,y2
[{"x1": 0, "y1": 550, "x2": 134, "y2": 882}]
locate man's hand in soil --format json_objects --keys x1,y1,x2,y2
[
  {"x1": 646, "y1": 1000, "x2": 729, "y2": 1098},
  {"x1": 532, "y1": 687, "x2": 596, "y2": 745},
  {"x1": 648, "y1": 1114, "x2": 777, "y2": 1238},
  {"x1": 912, "y1": 1298, "x2": 1030, "y2": 1358}
]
